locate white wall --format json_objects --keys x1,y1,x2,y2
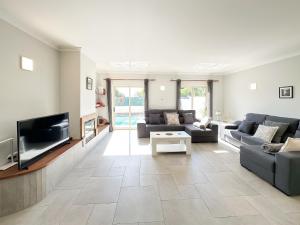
[
  {"x1": 60, "y1": 51, "x2": 81, "y2": 139},
  {"x1": 80, "y1": 54, "x2": 96, "y2": 116},
  {"x1": 223, "y1": 55, "x2": 300, "y2": 121},
  {"x1": 0, "y1": 18, "x2": 60, "y2": 141},
  {"x1": 97, "y1": 73, "x2": 224, "y2": 120}
]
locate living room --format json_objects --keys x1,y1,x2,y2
[{"x1": 0, "y1": 1, "x2": 300, "y2": 225}]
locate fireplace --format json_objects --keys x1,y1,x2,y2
[
  {"x1": 80, "y1": 113, "x2": 97, "y2": 144},
  {"x1": 84, "y1": 119, "x2": 95, "y2": 143}
]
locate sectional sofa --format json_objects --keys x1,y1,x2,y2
[
  {"x1": 137, "y1": 109, "x2": 218, "y2": 143},
  {"x1": 225, "y1": 113, "x2": 300, "y2": 195},
  {"x1": 224, "y1": 113, "x2": 300, "y2": 147}
]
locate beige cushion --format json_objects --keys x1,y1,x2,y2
[
  {"x1": 165, "y1": 113, "x2": 180, "y2": 125},
  {"x1": 280, "y1": 138, "x2": 300, "y2": 152},
  {"x1": 253, "y1": 125, "x2": 279, "y2": 143}
]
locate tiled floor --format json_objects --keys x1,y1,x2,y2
[{"x1": 1, "y1": 130, "x2": 300, "y2": 225}]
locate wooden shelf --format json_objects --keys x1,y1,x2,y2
[
  {"x1": 0, "y1": 139, "x2": 81, "y2": 180},
  {"x1": 96, "y1": 124, "x2": 109, "y2": 135}
]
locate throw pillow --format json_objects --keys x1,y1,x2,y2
[
  {"x1": 264, "y1": 120, "x2": 289, "y2": 143},
  {"x1": 280, "y1": 137, "x2": 300, "y2": 152},
  {"x1": 183, "y1": 113, "x2": 194, "y2": 124},
  {"x1": 193, "y1": 122, "x2": 206, "y2": 129},
  {"x1": 165, "y1": 113, "x2": 180, "y2": 125},
  {"x1": 238, "y1": 120, "x2": 255, "y2": 134},
  {"x1": 149, "y1": 114, "x2": 161, "y2": 124},
  {"x1": 253, "y1": 125, "x2": 279, "y2": 143},
  {"x1": 200, "y1": 117, "x2": 212, "y2": 128}
]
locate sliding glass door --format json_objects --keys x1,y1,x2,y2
[
  {"x1": 180, "y1": 86, "x2": 208, "y2": 119},
  {"x1": 113, "y1": 87, "x2": 144, "y2": 129}
]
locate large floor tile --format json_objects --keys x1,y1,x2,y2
[
  {"x1": 246, "y1": 195, "x2": 298, "y2": 225},
  {"x1": 87, "y1": 203, "x2": 116, "y2": 225},
  {"x1": 74, "y1": 177, "x2": 122, "y2": 204},
  {"x1": 114, "y1": 186, "x2": 163, "y2": 224},
  {"x1": 162, "y1": 199, "x2": 215, "y2": 225},
  {"x1": 205, "y1": 171, "x2": 258, "y2": 196},
  {"x1": 60, "y1": 205, "x2": 93, "y2": 225}
]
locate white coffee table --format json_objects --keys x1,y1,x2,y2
[{"x1": 150, "y1": 131, "x2": 191, "y2": 156}]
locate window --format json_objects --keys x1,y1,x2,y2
[{"x1": 180, "y1": 86, "x2": 208, "y2": 119}]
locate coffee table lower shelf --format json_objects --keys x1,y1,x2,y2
[{"x1": 150, "y1": 131, "x2": 192, "y2": 156}]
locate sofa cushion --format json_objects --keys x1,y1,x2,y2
[
  {"x1": 183, "y1": 113, "x2": 194, "y2": 124},
  {"x1": 240, "y1": 145, "x2": 276, "y2": 172},
  {"x1": 241, "y1": 136, "x2": 267, "y2": 146},
  {"x1": 280, "y1": 138, "x2": 300, "y2": 152},
  {"x1": 245, "y1": 113, "x2": 267, "y2": 124},
  {"x1": 253, "y1": 125, "x2": 278, "y2": 143},
  {"x1": 185, "y1": 124, "x2": 214, "y2": 137},
  {"x1": 146, "y1": 124, "x2": 185, "y2": 132},
  {"x1": 266, "y1": 115, "x2": 300, "y2": 142},
  {"x1": 264, "y1": 120, "x2": 289, "y2": 143},
  {"x1": 230, "y1": 130, "x2": 251, "y2": 141},
  {"x1": 149, "y1": 113, "x2": 161, "y2": 124},
  {"x1": 165, "y1": 113, "x2": 180, "y2": 125},
  {"x1": 238, "y1": 120, "x2": 255, "y2": 134}
]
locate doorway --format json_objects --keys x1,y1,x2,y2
[{"x1": 112, "y1": 87, "x2": 144, "y2": 129}]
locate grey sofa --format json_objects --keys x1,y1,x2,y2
[
  {"x1": 137, "y1": 109, "x2": 218, "y2": 143},
  {"x1": 241, "y1": 145, "x2": 300, "y2": 196},
  {"x1": 226, "y1": 113, "x2": 300, "y2": 195},
  {"x1": 224, "y1": 113, "x2": 300, "y2": 147}
]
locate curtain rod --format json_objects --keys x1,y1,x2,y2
[
  {"x1": 104, "y1": 78, "x2": 155, "y2": 81},
  {"x1": 170, "y1": 79, "x2": 219, "y2": 82}
]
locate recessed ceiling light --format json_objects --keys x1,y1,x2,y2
[
  {"x1": 194, "y1": 63, "x2": 231, "y2": 71},
  {"x1": 110, "y1": 61, "x2": 149, "y2": 70}
]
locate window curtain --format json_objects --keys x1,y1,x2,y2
[
  {"x1": 144, "y1": 79, "x2": 149, "y2": 112},
  {"x1": 207, "y1": 80, "x2": 213, "y2": 118},
  {"x1": 106, "y1": 78, "x2": 113, "y2": 132},
  {"x1": 176, "y1": 79, "x2": 181, "y2": 110}
]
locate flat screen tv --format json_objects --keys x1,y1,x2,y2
[{"x1": 17, "y1": 113, "x2": 70, "y2": 169}]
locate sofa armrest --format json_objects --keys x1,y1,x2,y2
[
  {"x1": 208, "y1": 123, "x2": 218, "y2": 134},
  {"x1": 224, "y1": 120, "x2": 242, "y2": 130},
  {"x1": 275, "y1": 152, "x2": 300, "y2": 195},
  {"x1": 137, "y1": 120, "x2": 147, "y2": 138}
]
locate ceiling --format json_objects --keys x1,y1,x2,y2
[{"x1": 1, "y1": 0, "x2": 300, "y2": 75}]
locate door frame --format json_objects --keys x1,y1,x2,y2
[{"x1": 112, "y1": 85, "x2": 144, "y2": 130}]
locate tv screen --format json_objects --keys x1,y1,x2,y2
[{"x1": 17, "y1": 113, "x2": 70, "y2": 169}]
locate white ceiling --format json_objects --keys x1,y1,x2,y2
[{"x1": 1, "y1": 0, "x2": 300, "y2": 75}]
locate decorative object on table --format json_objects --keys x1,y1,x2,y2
[
  {"x1": 86, "y1": 77, "x2": 93, "y2": 90},
  {"x1": 215, "y1": 111, "x2": 222, "y2": 121},
  {"x1": 95, "y1": 86, "x2": 106, "y2": 108},
  {"x1": 96, "y1": 86, "x2": 106, "y2": 95},
  {"x1": 96, "y1": 99, "x2": 105, "y2": 108},
  {"x1": 0, "y1": 138, "x2": 17, "y2": 170},
  {"x1": 279, "y1": 86, "x2": 293, "y2": 98}
]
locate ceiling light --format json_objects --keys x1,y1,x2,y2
[
  {"x1": 194, "y1": 63, "x2": 231, "y2": 72},
  {"x1": 110, "y1": 61, "x2": 149, "y2": 70}
]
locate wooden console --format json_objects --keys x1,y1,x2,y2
[{"x1": 0, "y1": 125, "x2": 109, "y2": 217}]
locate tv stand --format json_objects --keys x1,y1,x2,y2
[{"x1": 0, "y1": 125, "x2": 109, "y2": 217}]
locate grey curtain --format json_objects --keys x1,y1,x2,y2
[
  {"x1": 207, "y1": 80, "x2": 213, "y2": 118},
  {"x1": 176, "y1": 79, "x2": 181, "y2": 110},
  {"x1": 144, "y1": 79, "x2": 149, "y2": 112},
  {"x1": 106, "y1": 78, "x2": 113, "y2": 132}
]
